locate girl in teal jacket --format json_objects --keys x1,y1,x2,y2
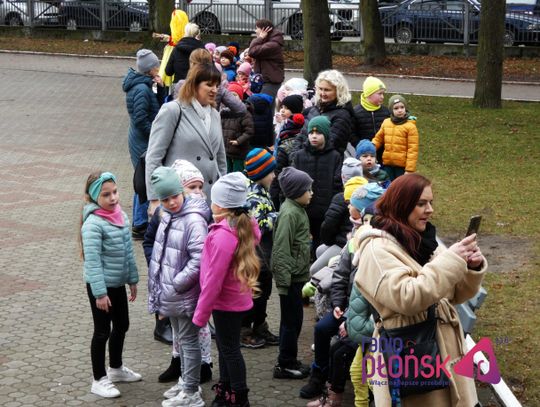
[{"x1": 80, "y1": 171, "x2": 140, "y2": 399}]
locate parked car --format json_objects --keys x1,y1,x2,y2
[
  {"x1": 0, "y1": 0, "x2": 60, "y2": 26},
  {"x1": 506, "y1": 0, "x2": 540, "y2": 15},
  {"x1": 59, "y1": 0, "x2": 148, "y2": 31},
  {"x1": 184, "y1": 0, "x2": 359, "y2": 40},
  {"x1": 378, "y1": 0, "x2": 540, "y2": 46}
]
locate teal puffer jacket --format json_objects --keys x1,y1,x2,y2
[
  {"x1": 82, "y1": 203, "x2": 139, "y2": 298},
  {"x1": 346, "y1": 284, "x2": 374, "y2": 344}
]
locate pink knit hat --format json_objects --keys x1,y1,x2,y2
[{"x1": 237, "y1": 62, "x2": 252, "y2": 76}]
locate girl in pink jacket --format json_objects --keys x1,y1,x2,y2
[{"x1": 193, "y1": 172, "x2": 261, "y2": 407}]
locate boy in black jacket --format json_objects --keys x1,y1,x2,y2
[{"x1": 293, "y1": 116, "x2": 343, "y2": 257}]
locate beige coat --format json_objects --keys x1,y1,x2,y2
[{"x1": 353, "y1": 228, "x2": 487, "y2": 407}]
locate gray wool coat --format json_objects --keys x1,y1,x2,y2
[{"x1": 145, "y1": 100, "x2": 227, "y2": 200}]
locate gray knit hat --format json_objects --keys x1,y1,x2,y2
[
  {"x1": 211, "y1": 172, "x2": 248, "y2": 208},
  {"x1": 136, "y1": 49, "x2": 159, "y2": 74},
  {"x1": 278, "y1": 167, "x2": 313, "y2": 200},
  {"x1": 341, "y1": 157, "x2": 363, "y2": 184},
  {"x1": 151, "y1": 166, "x2": 183, "y2": 200}
]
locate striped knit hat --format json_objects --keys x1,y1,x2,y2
[{"x1": 244, "y1": 148, "x2": 276, "y2": 181}]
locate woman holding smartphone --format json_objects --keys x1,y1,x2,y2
[{"x1": 354, "y1": 173, "x2": 487, "y2": 407}]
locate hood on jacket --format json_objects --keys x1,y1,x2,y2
[
  {"x1": 177, "y1": 37, "x2": 203, "y2": 53},
  {"x1": 268, "y1": 29, "x2": 285, "y2": 46},
  {"x1": 122, "y1": 67, "x2": 153, "y2": 93},
  {"x1": 82, "y1": 203, "x2": 100, "y2": 222},
  {"x1": 172, "y1": 196, "x2": 212, "y2": 222},
  {"x1": 247, "y1": 93, "x2": 274, "y2": 113}
]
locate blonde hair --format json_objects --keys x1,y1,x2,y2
[
  {"x1": 184, "y1": 22, "x2": 200, "y2": 38},
  {"x1": 189, "y1": 48, "x2": 213, "y2": 66},
  {"x1": 225, "y1": 210, "x2": 261, "y2": 297},
  {"x1": 178, "y1": 63, "x2": 221, "y2": 106},
  {"x1": 314, "y1": 69, "x2": 351, "y2": 107}
]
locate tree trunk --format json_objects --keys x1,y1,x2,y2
[
  {"x1": 473, "y1": 0, "x2": 505, "y2": 108},
  {"x1": 302, "y1": 0, "x2": 332, "y2": 86},
  {"x1": 148, "y1": 0, "x2": 175, "y2": 35},
  {"x1": 360, "y1": 0, "x2": 386, "y2": 65}
]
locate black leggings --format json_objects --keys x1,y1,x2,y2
[
  {"x1": 328, "y1": 337, "x2": 358, "y2": 393},
  {"x1": 242, "y1": 270, "x2": 272, "y2": 329},
  {"x1": 87, "y1": 284, "x2": 129, "y2": 380},
  {"x1": 213, "y1": 310, "x2": 248, "y2": 392}
]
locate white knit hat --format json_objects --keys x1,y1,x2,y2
[{"x1": 171, "y1": 159, "x2": 204, "y2": 187}]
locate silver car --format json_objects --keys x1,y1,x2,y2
[{"x1": 0, "y1": 0, "x2": 60, "y2": 26}]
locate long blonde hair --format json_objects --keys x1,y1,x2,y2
[{"x1": 225, "y1": 209, "x2": 261, "y2": 296}]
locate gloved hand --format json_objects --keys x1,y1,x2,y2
[{"x1": 302, "y1": 281, "x2": 317, "y2": 298}]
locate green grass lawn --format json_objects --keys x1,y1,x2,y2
[{"x1": 352, "y1": 93, "x2": 540, "y2": 404}]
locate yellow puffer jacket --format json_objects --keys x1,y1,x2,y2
[{"x1": 372, "y1": 117, "x2": 419, "y2": 172}]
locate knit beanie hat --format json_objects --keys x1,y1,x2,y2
[
  {"x1": 362, "y1": 76, "x2": 386, "y2": 97},
  {"x1": 350, "y1": 183, "x2": 385, "y2": 212},
  {"x1": 341, "y1": 157, "x2": 363, "y2": 184},
  {"x1": 282, "y1": 95, "x2": 304, "y2": 114},
  {"x1": 216, "y1": 45, "x2": 227, "y2": 54},
  {"x1": 343, "y1": 176, "x2": 368, "y2": 201},
  {"x1": 237, "y1": 62, "x2": 252, "y2": 76},
  {"x1": 204, "y1": 42, "x2": 216, "y2": 53},
  {"x1": 278, "y1": 167, "x2": 313, "y2": 200},
  {"x1": 220, "y1": 50, "x2": 235, "y2": 64},
  {"x1": 136, "y1": 49, "x2": 159, "y2": 74},
  {"x1": 245, "y1": 148, "x2": 276, "y2": 181},
  {"x1": 388, "y1": 94, "x2": 408, "y2": 111},
  {"x1": 308, "y1": 116, "x2": 331, "y2": 140},
  {"x1": 211, "y1": 172, "x2": 248, "y2": 208},
  {"x1": 151, "y1": 166, "x2": 183, "y2": 200},
  {"x1": 356, "y1": 139, "x2": 376, "y2": 158},
  {"x1": 171, "y1": 159, "x2": 204, "y2": 188},
  {"x1": 228, "y1": 82, "x2": 244, "y2": 100},
  {"x1": 227, "y1": 41, "x2": 240, "y2": 55}
]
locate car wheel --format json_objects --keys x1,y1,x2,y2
[
  {"x1": 129, "y1": 20, "x2": 142, "y2": 32},
  {"x1": 503, "y1": 29, "x2": 515, "y2": 47},
  {"x1": 394, "y1": 25, "x2": 413, "y2": 44},
  {"x1": 288, "y1": 14, "x2": 303, "y2": 40},
  {"x1": 7, "y1": 13, "x2": 23, "y2": 26},
  {"x1": 66, "y1": 18, "x2": 78, "y2": 30},
  {"x1": 194, "y1": 13, "x2": 221, "y2": 35}
]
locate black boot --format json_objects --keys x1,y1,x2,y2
[
  {"x1": 211, "y1": 382, "x2": 229, "y2": 407},
  {"x1": 158, "y1": 356, "x2": 181, "y2": 383},
  {"x1": 154, "y1": 314, "x2": 173, "y2": 345},
  {"x1": 299, "y1": 365, "x2": 327, "y2": 399},
  {"x1": 228, "y1": 388, "x2": 250, "y2": 407},
  {"x1": 200, "y1": 362, "x2": 213, "y2": 384}
]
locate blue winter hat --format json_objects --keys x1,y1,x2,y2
[
  {"x1": 356, "y1": 139, "x2": 376, "y2": 158},
  {"x1": 350, "y1": 183, "x2": 385, "y2": 212}
]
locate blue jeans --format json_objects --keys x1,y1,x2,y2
[
  {"x1": 132, "y1": 194, "x2": 148, "y2": 227},
  {"x1": 278, "y1": 282, "x2": 304, "y2": 367},
  {"x1": 314, "y1": 311, "x2": 342, "y2": 371}
]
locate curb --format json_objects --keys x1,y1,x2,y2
[{"x1": 3, "y1": 49, "x2": 540, "y2": 87}]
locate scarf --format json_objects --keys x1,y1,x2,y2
[
  {"x1": 391, "y1": 112, "x2": 409, "y2": 125},
  {"x1": 94, "y1": 204, "x2": 125, "y2": 227},
  {"x1": 360, "y1": 93, "x2": 381, "y2": 112},
  {"x1": 192, "y1": 98, "x2": 212, "y2": 136}
]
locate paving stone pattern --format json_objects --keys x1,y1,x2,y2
[{"x1": 0, "y1": 54, "x2": 355, "y2": 406}]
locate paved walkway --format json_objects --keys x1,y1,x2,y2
[{"x1": 0, "y1": 53, "x2": 506, "y2": 406}]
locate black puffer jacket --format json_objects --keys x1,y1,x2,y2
[
  {"x1": 292, "y1": 141, "x2": 343, "y2": 221},
  {"x1": 352, "y1": 104, "x2": 390, "y2": 146},
  {"x1": 247, "y1": 93, "x2": 274, "y2": 148},
  {"x1": 165, "y1": 37, "x2": 204, "y2": 82},
  {"x1": 220, "y1": 105, "x2": 254, "y2": 160},
  {"x1": 320, "y1": 192, "x2": 351, "y2": 248},
  {"x1": 296, "y1": 101, "x2": 355, "y2": 154}
]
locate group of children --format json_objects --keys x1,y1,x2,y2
[{"x1": 82, "y1": 65, "x2": 422, "y2": 407}]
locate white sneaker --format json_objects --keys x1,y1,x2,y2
[
  {"x1": 91, "y1": 376, "x2": 121, "y2": 398},
  {"x1": 107, "y1": 365, "x2": 142, "y2": 383},
  {"x1": 162, "y1": 389, "x2": 204, "y2": 407},
  {"x1": 163, "y1": 377, "x2": 184, "y2": 399}
]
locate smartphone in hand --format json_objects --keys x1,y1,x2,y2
[{"x1": 466, "y1": 215, "x2": 482, "y2": 237}]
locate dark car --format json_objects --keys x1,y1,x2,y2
[
  {"x1": 379, "y1": 0, "x2": 540, "y2": 46},
  {"x1": 59, "y1": 0, "x2": 148, "y2": 31}
]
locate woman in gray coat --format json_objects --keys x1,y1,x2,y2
[{"x1": 146, "y1": 63, "x2": 227, "y2": 214}]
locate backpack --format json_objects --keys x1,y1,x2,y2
[{"x1": 250, "y1": 73, "x2": 264, "y2": 94}]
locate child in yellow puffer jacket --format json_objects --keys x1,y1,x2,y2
[{"x1": 372, "y1": 95, "x2": 419, "y2": 181}]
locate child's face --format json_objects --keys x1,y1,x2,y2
[
  {"x1": 213, "y1": 50, "x2": 220, "y2": 62},
  {"x1": 295, "y1": 189, "x2": 313, "y2": 206},
  {"x1": 309, "y1": 131, "x2": 326, "y2": 150},
  {"x1": 236, "y1": 71, "x2": 248, "y2": 83},
  {"x1": 393, "y1": 101, "x2": 406, "y2": 118},
  {"x1": 349, "y1": 204, "x2": 362, "y2": 220},
  {"x1": 160, "y1": 194, "x2": 184, "y2": 213},
  {"x1": 279, "y1": 105, "x2": 293, "y2": 120},
  {"x1": 360, "y1": 153, "x2": 376, "y2": 170},
  {"x1": 97, "y1": 181, "x2": 119, "y2": 211},
  {"x1": 184, "y1": 181, "x2": 204, "y2": 197},
  {"x1": 220, "y1": 57, "x2": 231, "y2": 67},
  {"x1": 366, "y1": 90, "x2": 385, "y2": 107}
]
